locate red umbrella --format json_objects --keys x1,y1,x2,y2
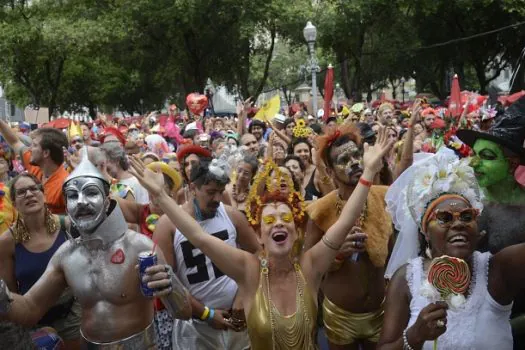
[
  {"x1": 449, "y1": 74, "x2": 461, "y2": 118},
  {"x1": 323, "y1": 65, "x2": 334, "y2": 121},
  {"x1": 49, "y1": 118, "x2": 70, "y2": 129}
]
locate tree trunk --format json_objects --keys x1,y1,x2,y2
[
  {"x1": 340, "y1": 56, "x2": 352, "y2": 99},
  {"x1": 253, "y1": 24, "x2": 276, "y2": 101}
]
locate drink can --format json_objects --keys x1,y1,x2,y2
[{"x1": 138, "y1": 251, "x2": 157, "y2": 297}]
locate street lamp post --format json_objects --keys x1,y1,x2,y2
[{"x1": 303, "y1": 21, "x2": 320, "y2": 119}]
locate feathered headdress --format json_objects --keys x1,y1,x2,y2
[{"x1": 245, "y1": 160, "x2": 305, "y2": 227}]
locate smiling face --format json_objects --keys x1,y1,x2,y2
[
  {"x1": 472, "y1": 139, "x2": 510, "y2": 188},
  {"x1": 425, "y1": 198, "x2": 479, "y2": 260},
  {"x1": 328, "y1": 140, "x2": 363, "y2": 186},
  {"x1": 259, "y1": 202, "x2": 297, "y2": 257},
  {"x1": 293, "y1": 142, "x2": 311, "y2": 165},
  {"x1": 251, "y1": 125, "x2": 264, "y2": 140},
  {"x1": 64, "y1": 177, "x2": 109, "y2": 233},
  {"x1": 13, "y1": 176, "x2": 45, "y2": 215},
  {"x1": 236, "y1": 161, "x2": 255, "y2": 188}
]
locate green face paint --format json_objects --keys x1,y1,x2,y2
[{"x1": 472, "y1": 139, "x2": 510, "y2": 188}]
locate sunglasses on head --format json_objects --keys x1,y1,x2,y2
[{"x1": 429, "y1": 208, "x2": 479, "y2": 227}]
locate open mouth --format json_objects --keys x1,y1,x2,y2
[
  {"x1": 448, "y1": 234, "x2": 469, "y2": 246},
  {"x1": 271, "y1": 231, "x2": 288, "y2": 244}
]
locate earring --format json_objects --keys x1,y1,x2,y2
[{"x1": 425, "y1": 246, "x2": 433, "y2": 259}]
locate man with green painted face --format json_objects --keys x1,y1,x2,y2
[
  {"x1": 457, "y1": 96, "x2": 525, "y2": 205},
  {"x1": 470, "y1": 139, "x2": 525, "y2": 204}
]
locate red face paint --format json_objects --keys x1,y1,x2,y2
[{"x1": 111, "y1": 249, "x2": 125, "y2": 264}]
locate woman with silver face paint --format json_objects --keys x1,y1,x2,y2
[{"x1": 0, "y1": 173, "x2": 80, "y2": 349}]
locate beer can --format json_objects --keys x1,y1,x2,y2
[{"x1": 138, "y1": 251, "x2": 158, "y2": 297}]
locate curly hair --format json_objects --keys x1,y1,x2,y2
[{"x1": 316, "y1": 124, "x2": 362, "y2": 169}]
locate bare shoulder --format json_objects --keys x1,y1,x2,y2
[
  {"x1": 0, "y1": 229, "x2": 15, "y2": 250},
  {"x1": 125, "y1": 229, "x2": 154, "y2": 252},
  {"x1": 387, "y1": 263, "x2": 410, "y2": 298}
]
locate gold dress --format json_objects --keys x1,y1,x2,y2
[{"x1": 247, "y1": 261, "x2": 318, "y2": 350}]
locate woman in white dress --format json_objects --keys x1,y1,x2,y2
[{"x1": 378, "y1": 149, "x2": 522, "y2": 350}]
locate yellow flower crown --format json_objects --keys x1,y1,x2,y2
[
  {"x1": 293, "y1": 119, "x2": 312, "y2": 138},
  {"x1": 245, "y1": 159, "x2": 306, "y2": 227}
]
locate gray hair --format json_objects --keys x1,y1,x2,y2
[
  {"x1": 101, "y1": 142, "x2": 129, "y2": 170},
  {"x1": 88, "y1": 146, "x2": 107, "y2": 168}
]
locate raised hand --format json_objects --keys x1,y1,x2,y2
[
  {"x1": 128, "y1": 156, "x2": 165, "y2": 197},
  {"x1": 362, "y1": 126, "x2": 395, "y2": 174}
]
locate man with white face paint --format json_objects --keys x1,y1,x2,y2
[
  {"x1": 304, "y1": 125, "x2": 393, "y2": 350},
  {"x1": 0, "y1": 148, "x2": 191, "y2": 349}
]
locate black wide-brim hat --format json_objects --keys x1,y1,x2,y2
[{"x1": 457, "y1": 95, "x2": 525, "y2": 164}]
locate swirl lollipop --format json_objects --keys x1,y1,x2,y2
[
  {"x1": 428, "y1": 255, "x2": 471, "y2": 350},
  {"x1": 428, "y1": 255, "x2": 471, "y2": 298}
]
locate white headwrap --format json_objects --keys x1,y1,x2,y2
[{"x1": 384, "y1": 148, "x2": 484, "y2": 279}]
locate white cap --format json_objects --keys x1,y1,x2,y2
[{"x1": 317, "y1": 109, "x2": 324, "y2": 118}]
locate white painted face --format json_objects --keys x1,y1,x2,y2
[{"x1": 64, "y1": 177, "x2": 109, "y2": 233}]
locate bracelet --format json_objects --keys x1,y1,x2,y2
[
  {"x1": 407, "y1": 124, "x2": 413, "y2": 129},
  {"x1": 359, "y1": 177, "x2": 373, "y2": 188},
  {"x1": 322, "y1": 235, "x2": 341, "y2": 251},
  {"x1": 207, "y1": 308, "x2": 215, "y2": 323},
  {"x1": 200, "y1": 306, "x2": 210, "y2": 320},
  {"x1": 402, "y1": 328, "x2": 415, "y2": 350}
]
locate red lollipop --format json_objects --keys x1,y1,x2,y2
[{"x1": 428, "y1": 255, "x2": 471, "y2": 298}]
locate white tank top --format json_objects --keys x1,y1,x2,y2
[
  {"x1": 406, "y1": 251, "x2": 513, "y2": 350},
  {"x1": 174, "y1": 203, "x2": 238, "y2": 309}
]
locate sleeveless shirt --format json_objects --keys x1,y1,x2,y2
[
  {"x1": 15, "y1": 230, "x2": 67, "y2": 294},
  {"x1": 247, "y1": 263, "x2": 318, "y2": 350},
  {"x1": 406, "y1": 251, "x2": 513, "y2": 350},
  {"x1": 173, "y1": 202, "x2": 238, "y2": 309}
]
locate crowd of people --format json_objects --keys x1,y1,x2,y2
[{"x1": 0, "y1": 93, "x2": 524, "y2": 350}]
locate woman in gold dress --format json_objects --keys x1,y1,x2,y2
[{"x1": 129, "y1": 128, "x2": 394, "y2": 349}]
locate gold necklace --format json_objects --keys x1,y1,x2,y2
[
  {"x1": 263, "y1": 261, "x2": 312, "y2": 350},
  {"x1": 336, "y1": 193, "x2": 367, "y2": 224}
]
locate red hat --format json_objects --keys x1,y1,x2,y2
[
  {"x1": 100, "y1": 127, "x2": 126, "y2": 145},
  {"x1": 176, "y1": 145, "x2": 212, "y2": 165}
]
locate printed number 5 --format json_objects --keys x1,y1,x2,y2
[{"x1": 180, "y1": 230, "x2": 229, "y2": 284}]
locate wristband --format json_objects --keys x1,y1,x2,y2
[
  {"x1": 407, "y1": 124, "x2": 413, "y2": 129},
  {"x1": 207, "y1": 308, "x2": 215, "y2": 322},
  {"x1": 200, "y1": 306, "x2": 210, "y2": 320},
  {"x1": 359, "y1": 177, "x2": 373, "y2": 188}
]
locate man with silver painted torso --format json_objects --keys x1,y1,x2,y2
[{"x1": 0, "y1": 148, "x2": 191, "y2": 349}]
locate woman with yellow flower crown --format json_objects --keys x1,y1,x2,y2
[{"x1": 129, "y1": 127, "x2": 395, "y2": 349}]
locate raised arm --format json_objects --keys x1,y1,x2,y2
[
  {"x1": 394, "y1": 101, "x2": 422, "y2": 179},
  {"x1": 490, "y1": 242, "x2": 525, "y2": 305},
  {"x1": 303, "y1": 127, "x2": 394, "y2": 287},
  {"x1": 128, "y1": 157, "x2": 253, "y2": 286},
  {"x1": 236, "y1": 98, "x2": 252, "y2": 136},
  {"x1": 0, "y1": 120, "x2": 26, "y2": 155},
  {"x1": 0, "y1": 243, "x2": 68, "y2": 325}
]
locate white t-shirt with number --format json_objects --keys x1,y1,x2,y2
[{"x1": 173, "y1": 202, "x2": 238, "y2": 309}]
